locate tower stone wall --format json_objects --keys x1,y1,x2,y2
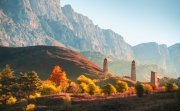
[
  {"x1": 131, "y1": 60, "x2": 136, "y2": 81},
  {"x1": 151, "y1": 71, "x2": 159, "y2": 87},
  {"x1": 103, "y1": 58, "x2": 108, "y2": 74}
]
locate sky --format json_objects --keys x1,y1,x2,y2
[{"x1": 61, "y1": 0, "x2": 180, "y2": 46}]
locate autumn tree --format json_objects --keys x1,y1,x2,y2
[
  {"x1": 103, "y1": 84, "x2": 117, "y2": 95},
  {"x1": 77, "y1": 75, "x2": 101, "y2": 95},
  {"x1": 49, "y1": 65, "x2": 70, "y2": 92},
  {"x1": 41, "y1": 80, "x2": 59, "y2": 95},
  {"x1": 0, "y1": 65, "x2": 15, "y2": 104},
  {"x1": 144, "y1": 84, "x2": 153, "y2": 94},
  {"x1": 116, "y1": 80, "x2": 129, "y2": 93}
]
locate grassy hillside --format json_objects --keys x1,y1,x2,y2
[{"x1": 0, "y1": 46, "x2": 102, "y2": 80}]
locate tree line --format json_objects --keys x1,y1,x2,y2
[{"x1": 0, "y1": 64, "x2": 179, "y2": 106}]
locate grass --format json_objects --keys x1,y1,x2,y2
[{"x1": 1, "y1": 92, "x2": 180, "y2": 111}]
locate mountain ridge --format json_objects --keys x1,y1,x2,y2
[{"x1": 0, "y1": 0, "x2": 179, "y2": 79}]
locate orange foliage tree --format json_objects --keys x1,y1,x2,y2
[{"x1": 49, "y1": 65, "x2": 70, "y2": 92}]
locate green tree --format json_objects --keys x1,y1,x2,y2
[
  {"x1": 135, "y1": 83, "x2": 144, "y2": 97},
  {"x1": 18, "y1": 71, "x2": 41, "y2": 97},
  {"x1": 116, "y1": 80, "x2": 129, "y2": 93},
  {"x1": 103, "y1": 84, "x2": 117, "y2": 95},
  {"x1": 0, "y1": 65, "x2": 15, "y2": 104},
  {"x1": 165, "y1": 83, "x2": 178, "y2": 92}
]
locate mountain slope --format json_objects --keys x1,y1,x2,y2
[
  {"x1": 132, "y1": 42, "x2": 180, "y2": 78},
  {"x1": 0, "y1": 0, "x2": 134, "y2": 60},
  {"x1": 0, "y1": 46, "x2": 102, "y2": 80},
  {"x1": 168, "y1": 43, "x2": 180, "y2": 77},
  {"x1": 0, "y1": 0, "x2": 179, "y2": 79}
]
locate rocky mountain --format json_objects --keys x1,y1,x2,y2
[
  {"x1": 0, "y1": 46, "x2": 102, "y2": 80},
  {"x1": 133, "y1": 42, "x2": 170, "y2": 70},
  {"x1": 81, "y1": 51, "x2": 169, "y2": 81},
  {"x1": 0, "y1": 0, "x2": 133, "y2": 60},
  {"x1": 132, "y1": 42, "x2": 180, "y2": 78},
  {"x1": 168, "y1": 43, "x2": 180, "y2": 77},
  {"x1": 0, "y1": 0, "x2": 179, "y2": 80}
]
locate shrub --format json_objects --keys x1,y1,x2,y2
[
  {"x1": 88, "y1": 83, "x2": 101, "y2": 95},
  {"x1": 103, "y1": 84, "x2": 117, "y2": 95},
  {"x1": 29, "y1": 92, "x2": 41, "y2": 99},
  {"x1": 77, "y1": 75, "x2": 101, "y2": 95},
  {"x1": 166, "y1": 83, "x2": 179, "y2": 92},
  {"x1": 6, "y1": 96, "x2": 17, "y2": 105},
  {"x1": 25, "y1": 104, "x2": 36, "y2": 111},
  {"x1": 41, "y1": 81, "x2": 59, "y2": 95},
  {"x1": 128, "y1": 87, "x2": 136, "y2": 95},
  {"x1": 116, "y1": 80, "x2": 129, "y2": 93},
  {"x1": 66, "y1": 82, "x2": 82, "y2": 93},
  {"x1": 135, "y1": 83, "x2": 144, "y2": 97},
  {"x1": 144, "y1": 84, "x2": 153, "y2": 94}
]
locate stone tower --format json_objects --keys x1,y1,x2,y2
[
  {"x1": 103, "y1": 58, "x2": 108, "y2": 74},
  {"x1": 151, "y1": 71, "x2": 159, "y2": 87},
  {"x1": 131, "y1": 60, "x2": 136, "y2": 81}
]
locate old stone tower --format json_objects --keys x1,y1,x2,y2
[
  {"x1": 151, "y1": 71, "x2": 159, "y2": 87},
  {"x1": 131, "y1": 60, "x2": 136, "y2": 81},
  {"x1": 103, "y1": 58, "x2": 108, "y2": 74}
]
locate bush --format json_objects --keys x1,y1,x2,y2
[
  {"x1": 41, "y1": 81, "x2": 59, "y2": 95},
  {"x1": 128, "y1": 87, "x2": 136, "y2": 95},
  {"x1": 25, "y1": 104, "x2": 36, "y2": 111},
  {"x1": 66, "y1": 82, "x2": 82, "y2": 93},
  {"x1": 6, "y1": 96, "x2": 17, "y2": 105},
  {"x1": 144, "y1": 84, "x2": 153, "y2": 94},
  {"x1": 116, "y1": 80, "x2": 129, "y2": 93},
  {"x1": 77, "y1": 75, "x2": 101, "y2": 95},
  {"x1": 29, "y1": 92, "x2": 41, "y2": 99},
  {"x1": 166, "y1": 83, "x2": 179, "y2": 92},
  {"x1": 135, "y1": 83, "x2": 144, "y2": 97},
  {"x1": 103, "y1": 84, "x2": 117, "y2": 95},
  {"x1": 88, "y1": 83, "x2": 101, "y2": 95}
]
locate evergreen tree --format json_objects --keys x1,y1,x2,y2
[
  {"x1": 18, "y1": 71, "x2": 41, "y2": 97},
  {"x1": 135, "y1": 83, "x2": 145, "y2": 97},
  {"x1": 0, "y1": 65, "x2": 15, "y2": 104}
]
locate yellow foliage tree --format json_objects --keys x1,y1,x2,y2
[
  {"x1": 41, "y1": 80, "x2": 60, "y2": 95},
  {"x1": 103, "y1": 84, "x2": 117, "y2": 95},
  {"x1": 116, "y1": 80, "x2": 129, "y2": 93},
  {"x1": 77, "y1": 75, "x2": 101, "y2": 95},
  {"x1": 143, "y1": 84, "x2": 153, "y2": 94},
  {"x1": 49, "y1": 65, "x2": 70, "y2": 92}
]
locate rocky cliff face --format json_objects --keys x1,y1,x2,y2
[
  {"x1": 0, "y1": 0, "x2": 133, "y2": 60},
  {"x1": 133, "y1": 42, "x2": 180, "y2": 78},
  {"x1": 0, "y1": 0, "x2": 69, "y2": 46},
  {"x1": 0, "y1": 0, "x2": 179, "y2": 79},
  {"x1": 168, "y1": 43, "x2": 180, "y2": 77},
  {"x1": 133, "y1": 42, "x2": 170, "y2": 69}
]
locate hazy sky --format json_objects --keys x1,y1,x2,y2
[{"x1": 61, "y1": 0, "x2": 180, "y2": 46}]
